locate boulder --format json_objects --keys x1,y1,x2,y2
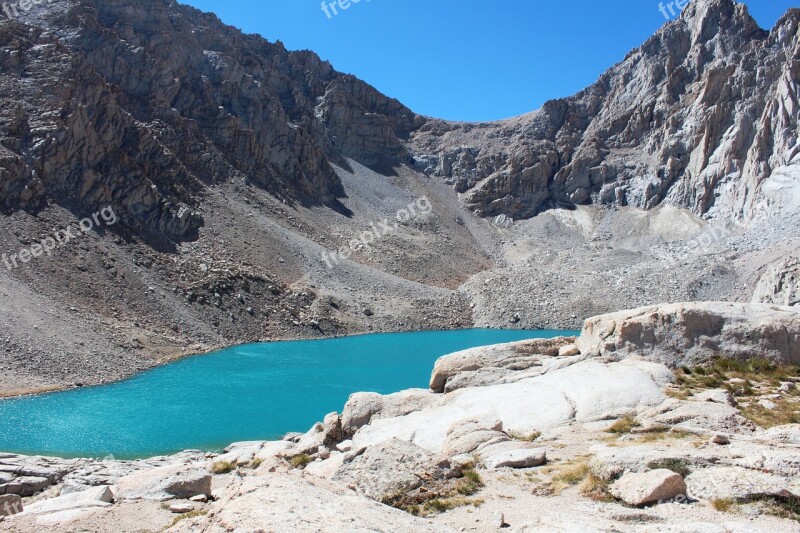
[
  {"x1": 751, "y1": 256, "x2": 800, "y2": 307},
  {"x1": 332, "y1": 439, "x2": 455, "y2": 501},
  {"x1": 686, "y1": 466, "x2": 800, "y2": 501},
  {"x1": 0, "y1": 494, "x2": 22, "y2": 516},
  {"x1": 429, "y1": 336, "x2": 576, "y2": 393},
  {"x1": 558, "y1": 344, "x2": 581, "y2": 357},
  {"x1": 589, "y1": 446, "x2": 718, "y2": 482},
  {"x1": 169, "y1": 502, "x2": 195, "y2": 514},
  {"x1": 113, "y1": 464, "x2": 211, "y2": 501},
  {"x1": 610, "y1": 469, "x2": 687, "y2": 506},
  {"x1": 0, "y1": 476, "x2": 50, "y2": 497},
  {"x1": 576, "y1": 302, "x2": 800, "y2": 367},
  {"x1": 693, "y1": 389, "x2": 736, "y2": 406},
  {"x1": 440, "y1": 418, "x2": 508, "y2": 458},
  {"x1": 21, "y1": 486, "x2": 112, "y2": 515},
  {"x1": 341, "y1": 389, "x2": 441, "y2": 438},
  {"x1": 483, "y1": 448, "x2": 547, "y2": 470},
  {"x1": 295, "y1": 412, "x2": 343, "y2": 454}
]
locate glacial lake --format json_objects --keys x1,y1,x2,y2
[{"x1": 0, "y1": 329, "x2": 575, "y2": 459}]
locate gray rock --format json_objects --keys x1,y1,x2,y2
[
  {"x1": 0, "y1": 495, "x2": 22, "y2": 516},
  {"x1": 483, "y1": 448, "x2": 547, "y2": 470},
  {"x1": 558, "y1": 344, "x2": 581, "y2": 357},
  {"x1": 1, "y1": 476, "x2": 50, "y2": 497},
  {"x1": 113, "y1": 464, "x2": 211, "y2": 502},
  {"x1": 610, "y1": 469, "x2": 687, "y2": 506},
  {"x1": 576, "y1": 302, "x2": 800, "y2": 367},
  {"x1": 693, "y1": 389, "x2": 736, "y2": 407},
  {"x1": 170, "y1": 502, "x2": 195, "y2": 514},
  {"x1": 332, "y1": 439, "x2": 455, "y2": 501},
  {"x1": 429, "y1": 337, "x2": 575, "y2": 393},
  {"x1": 686, "y1": 466, "x2": 800, "y2": 501},
  {"x1": 22, "y1": 486, "x2": 113, "y2": 515}
]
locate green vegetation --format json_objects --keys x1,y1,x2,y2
[
  {"x1": 289, "y1": 453, "x2": 312, "y2": 469},
  {"x1": 552, "y1": 460, "x2": 589, "y2": 485},
  {"x1": 210, "y1": 461, "x2": 237, "y2": 474},
  {"x1": 381, "y1": 468, "x2": 485, "y2": 517},
  {"x1": 606, "y1": 415, "x2": 640, "y2": 434},
  {"x1": 669, "y1": 357, "x2": 800, "y2": 429},
  {"x1": 713, "y1": 495, "x2": 800, "y2": 521},
  {"x1": 646, "y1": 458, "x2": 692, "y2": 478},
  {"x1": 165, "y1": 510, "x2": 208, "y2": 529},
  {"x1": 712, "y1": 498, "x2": 735, "y2": 513}
]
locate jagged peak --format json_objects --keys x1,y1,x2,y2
[{"x1": 678, "y1": 0, "x2": 762, "y2": 44}]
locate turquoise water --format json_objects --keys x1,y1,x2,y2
[{"x1": 0, "y1": 329, "x2": 574, "y2": 459}]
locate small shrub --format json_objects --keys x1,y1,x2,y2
[
  {"x1": 606, "y1": 415, "x2": 640, "y2": 434},
  {"x1": 456, "y1": 468, "x2": 483, "y2": 496},
  {"x1": 712, "y1": 498, "x2": 735, "y2": 512},
  {"x1": 646, "y1": 458, "x2": 692, "y2": 478},
  {"x1": 289, "y1": 454, "x2": 312, "y2": 469},
  {"x1": 579, "y1": 471, "x2": 614, "y2": 502},
  {"x1": 553, "y1": 460, "x2": 589, "y2": 486},
  {"x1": 210, "y1": 461, "x2": 236, "y2": 474},
  {"x1": 249, "y1": 457, "x2": 263, "y2": 469},
  {"x1": 167, "y1": 510, "x2": 208, "y2": 528},
  {"x1": 421, "y1": 497, "x2": 483, "y2": 515}
]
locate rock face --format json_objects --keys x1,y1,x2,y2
[
  {"x1": 752, "y1": 256, "x2": 800, "y2": 307},
  {"x1": 610, "y1": 469, "x2": 687, "y2": 507},
  {"x1": 351, "y1": 359, "x2": 667, "y2": 452},
  {"x1": 113, "y1": 464, "x2": 211, "y2": 502},
  {"x1": 576, "y1": 302, "x2": 800, "y2": 366},
  {"x1": 1, "y1": 0, "x2": 420, "y2": 242},
  {"x1": 411, "y1": 0, "x2": 800, "y2": 225}
]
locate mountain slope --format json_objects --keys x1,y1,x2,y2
[{"x1": 411, "y1": 0, "x2": 800, "y2": 223}]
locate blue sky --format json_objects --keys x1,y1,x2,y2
[{"x1": 181, "y1": 1, "x2": 797, "y2": 121}]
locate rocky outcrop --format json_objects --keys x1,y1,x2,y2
[
  {"x1": 752, "y1": 256, "x2": 800, "y2": 307},
  {"x1": 351, "y1": 359, "x2": 668, "y2": 453},
  {"x1": 576, "y1": 302, "x2": 800, "y2": 367},
  {"x1": 429, "y1": 336, "x2": 576, "y2": 393}
]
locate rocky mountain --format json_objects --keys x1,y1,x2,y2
[
  {"x1": 1, "y1": 0, "x2": 419, "y2": 245},
  {"x1": 1, "y1": 0, "x2": 799, "y2": 396},
  {"x1": 411, "y1": 1, "x2": 800, "y2": 222}
]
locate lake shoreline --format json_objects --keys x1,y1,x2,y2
[
  {"x1": 0, "y1": 329, "x2": 574, "y2": 458},
  {"x1": 1, "y1": 325, "x2": 540, "y2": 401}
]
